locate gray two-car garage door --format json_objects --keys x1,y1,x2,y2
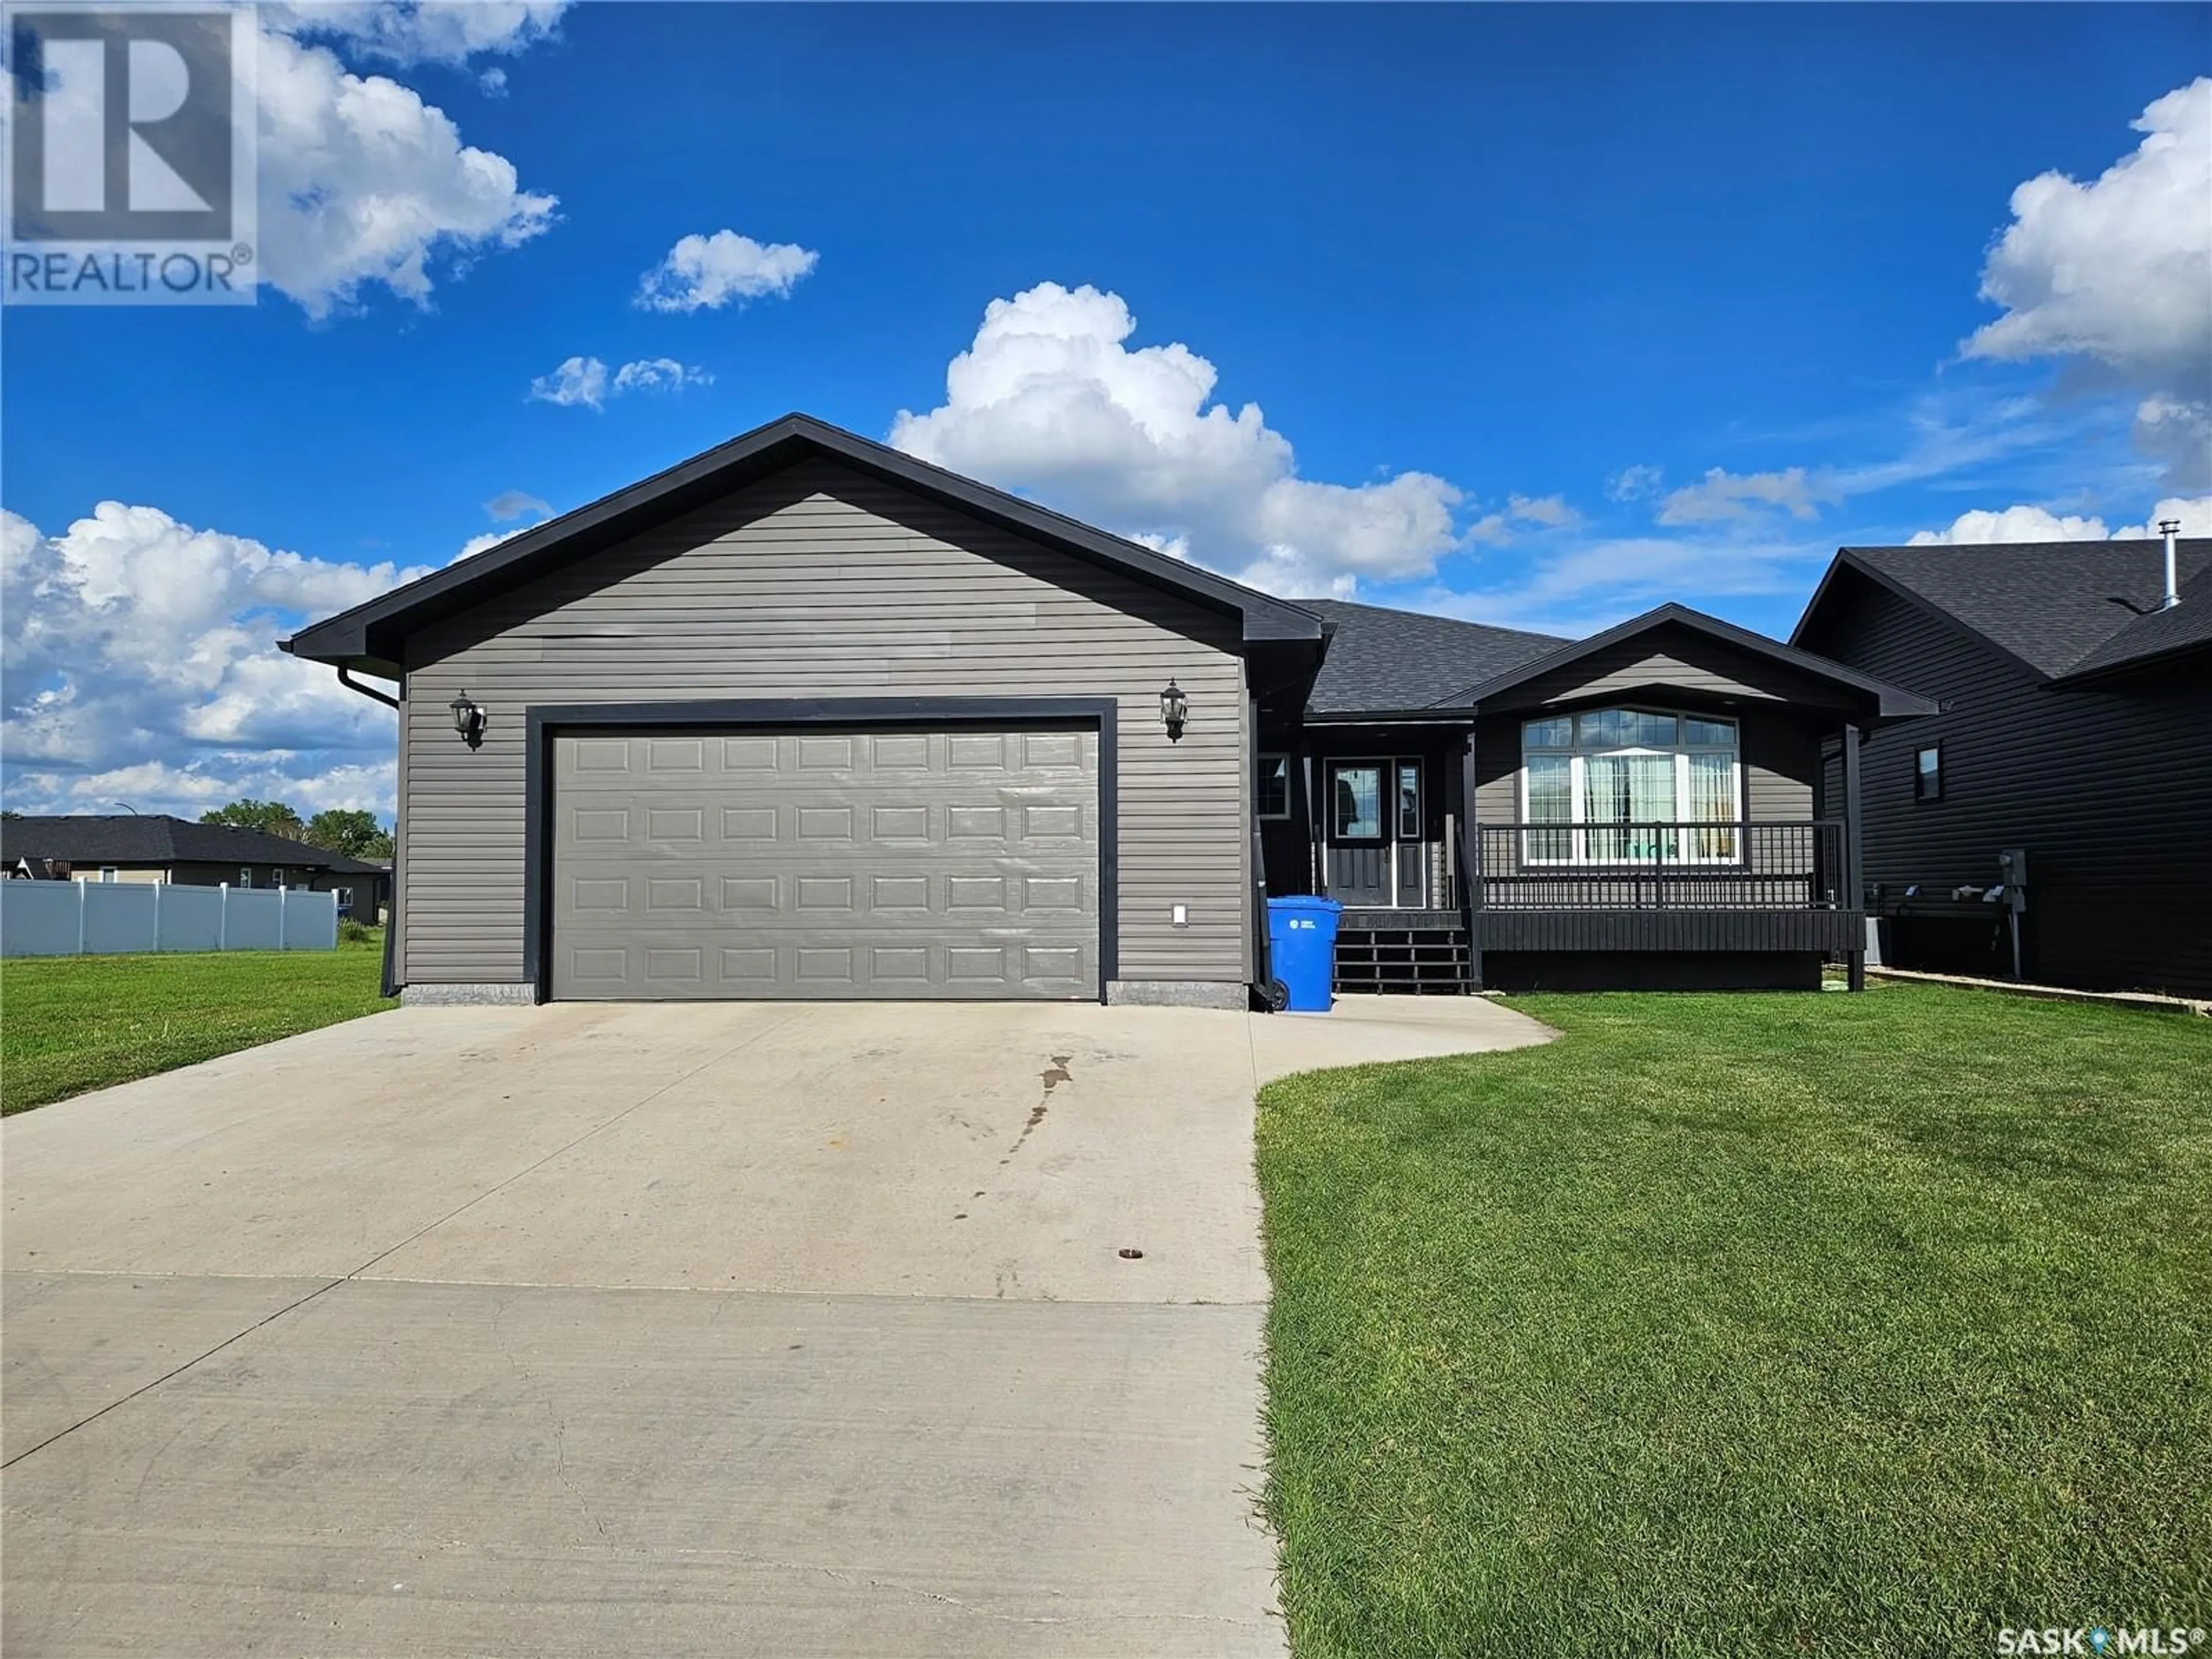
[{"x1": 551, "y1": 726, "x2": 1100, "y2": 1000}]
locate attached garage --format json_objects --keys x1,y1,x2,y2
[
  {"x1": 283, "y1": 415, "x2": 1326, "y2": 1009},
  {"x1": 548, "y1": 719, "x2": 1104, "y2": 1000}
]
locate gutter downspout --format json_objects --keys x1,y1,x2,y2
[
  {"x1": 328, "y1": 662, "x2": 402, "y2": 996},
  {"x1": 336, "y1": 666, "x2": 401, "y2": 710},
  {"x1": 2159, "y1": 519, "x2": 2182, "y2": 611}
]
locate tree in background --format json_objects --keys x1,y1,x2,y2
[
  {"x1": 304, "y1": 808, "x2": 394, "y2": 861},
  {"x1": 200, "y1": 799, "x2": 306, "y2": 840}
]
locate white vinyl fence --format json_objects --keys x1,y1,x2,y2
[{"x1": 0, "y1": 882, "x2": 339, "y2": 959}]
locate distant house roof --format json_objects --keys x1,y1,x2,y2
[
  {"x1": 1793, "y1": 537, "x2": 2212, "y2": 682},
  {"x1": 282, "y1": 413, "x2": 1328, "y2": 676},
  {"x1": 0, "y1": 815, "x2": 388, "y2": 873},
  {"x1": 1293, "y1": 599, "x2": 1566, "y2": 717}
]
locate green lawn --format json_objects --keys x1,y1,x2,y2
[
  {"x1": 2, "y1": 937, "x2": 395, "y2": 1115},
  {"x1": 1258, "y1": 984, "x2": 2212, "y2": 1657}
]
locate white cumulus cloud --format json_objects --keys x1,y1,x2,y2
[
  {"x1": 1909, "y1": 495, "x2": 2212, "y2": 544},
  {"x1": 2, "y1": 504, "x2": 423, "y2": 818},
  {"x1": 1608, "y1": 463, "x2": 1665, "y2": 502},
  {"x1": 483, "y1": 488, "x2": 551, "y2": 522},
  {"x1": 1508, "y1": 493, "x2": 1579, "y2": 528},
  {"x1": 2112, "y1": 495, "x2": 2212, "y2": 540},
  {"x1": 267, "y1": 2, "x2": 570, "y2": 66},
  {"x1": 888, "y1": 282, "x2": 1464, "y2": 596},
  {"x1": 1964, "y1": 77, "x2": 2212, "y2": 487},
  {"x1": 1966, "y1": 78, "x2": 2211, "y2": 381},
  {"x1": 1656, "y1": 467, "x2": 1838, "y2": 525},
  {"x1": 528, "y1": 355, "x2": 711, "y2": 411},
  {"x1": 612, "y1": 357, "x2": 713, "y2": 396},
  {"x1": 1907, "y1": 506, "x2": 2112, "y2": 546},
  {"x1": 527, "y1": 355, "x2": 608, "y2": 409},
  {"x1": 635, "y1": 230, "x2": 820, "y2": 313},
  {"x1": 255, "y1": 17, "x2": 559, "y2": 319},
  {"x1": 452, "y1": 527, "x2": 524, "y2": 564}
]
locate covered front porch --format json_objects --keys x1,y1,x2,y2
[
  {"x1": 1260, "y1": 735, "x2": 1865, "y2": 994},
  {"x1": 1253, "y1": 604, "x2": 1931, "y2": 995}
]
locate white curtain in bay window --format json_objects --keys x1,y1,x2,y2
[
  {"x1": 1525, "y1": 753, "x2": 1572, "y2": 862},
  {"x1": 1687, "y1": 751, "x2": 1737, "y2": 858},
  {"x1": 1585, "y1": 753, "x2": 1675, "y2": 860}
]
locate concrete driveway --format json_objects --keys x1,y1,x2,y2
[{"x1": 3, "y1": 995, "x2": 1551, "y2": 1657}]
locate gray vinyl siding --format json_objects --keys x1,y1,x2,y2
[
  {"x1": 1800, "y1": 572, "x2": 2212, "y2": 997},
  {"x1": 1497, "y1": 627, "x2": 1855, "y2": 710},
  {"x1": 397, "y1": 458, "x2": 1248, "y2": 990}
]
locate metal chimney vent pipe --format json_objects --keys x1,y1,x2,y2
[{"x1": 2158, "y1": 518, "x2": 2181, "y2": 611}]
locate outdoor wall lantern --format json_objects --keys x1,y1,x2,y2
[
  {"x1": 450, "y1": 690, "x2": 485, "y2": 747},
  {"x1": 1158, "y1": 679, "x2": 1188, "y2": 741}
]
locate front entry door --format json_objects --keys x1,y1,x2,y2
[{"x1": 1325, "y1": 759, "x2": 1424, "y2": 907}]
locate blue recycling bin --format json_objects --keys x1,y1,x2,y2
[{"x1": 1266, "y1": 895, "x2": 1343, "y2": 1012}]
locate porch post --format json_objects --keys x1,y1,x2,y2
[
  {"x1": 1460, "y1": 725, "x2": 1483, "y2": 991},
  {"x1": 1842, "y1": 721, "x2": 1865, "y2": 992},
  {"x1": 1302, "y1": 751, "x2": 1323, "y2": 895}
]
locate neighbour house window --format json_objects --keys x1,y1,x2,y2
[
  {"x1": 1257, "y1": 753, "x2": 1291, "y2": 820},
  {"x1": 1521, "y1": 708, "x2": 1741, "y2": 863},
  {"x1": 334, "y1": 887, "x2": 353, "y2": 911},
  {"x1": 1915, "y1": 744, "x2": 1943, "y2": 801},
  {"x1": 99, "y1": 867, "x2": 116, "y2": 883},
  {"x1": 238, "y1": 866, "x2": 252, "y2": 888}
]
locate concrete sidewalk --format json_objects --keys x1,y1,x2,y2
[{"x1": 3, "y1": 995, "x2": 1552, "y2": 1657}]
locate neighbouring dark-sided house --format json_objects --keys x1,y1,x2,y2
[
  {"x1": 1, "y1": 815, "x2": 392, "y2": 919},
  {"x1": 281, "y1": 414, "x2": 1930, "y2": 1008},
  {"x1": 1793, "y1": 531, "x2": 2212, "y2": 998}
]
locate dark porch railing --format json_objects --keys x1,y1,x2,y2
[{"x1": 1472, "y1": 820, "x2": 1844, "y2": 911}]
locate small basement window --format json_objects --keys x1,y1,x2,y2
[
  {"x1": 1257, "y1": 753, "x2": 1291, "y2": 820},
  {"x1": 1915, "y1": 744, "x2": 1943, "y2": 801}
]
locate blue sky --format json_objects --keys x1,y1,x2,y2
[{"x1": 4, "y1": 2, "x2": 2207, "y2": 821}]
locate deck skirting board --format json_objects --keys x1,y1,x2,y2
[{"x1": 1475, "y1": 910, "x2": 1862, "y2": 953}]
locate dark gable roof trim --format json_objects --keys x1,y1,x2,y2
[
  {"x1": 1453, "y1": 601, "x2": 1938, "y2": 718},
  {"x1": 283, "y1": 414, "x2": 1326, "y2": 674}
]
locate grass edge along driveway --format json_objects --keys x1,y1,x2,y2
[
  {"x1": 1257, "y1": 984, "x2": 2211, "y2": 1658},
  {"x1": 2, "y1": 939, "x2": 395, "y2": 1114}
]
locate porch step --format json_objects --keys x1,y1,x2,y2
[
  {"x1": 1332, "y1": 923, "x2": 1474, "y2": 995},
  {"x1": 1338, "y1": 907, "x2": 1463, "y2": 931}
]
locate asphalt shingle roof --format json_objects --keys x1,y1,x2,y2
[
  {"x1": 1292, "y1": 599, "x2": 1567, "y2": 715},
  {"x1": 2061, "y1": 559, "x2": 2212, "y2": 679},
  {"x1": 1839, "y1": 537, "x2": 2212, "y2": 680},
  {"x1": 0, "y1": 815, "x2": 387, "y2": 873}
]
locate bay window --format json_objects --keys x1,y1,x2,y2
[{"x1": 1521, "y1": 708, "x2": 1741, "y2": 863}]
